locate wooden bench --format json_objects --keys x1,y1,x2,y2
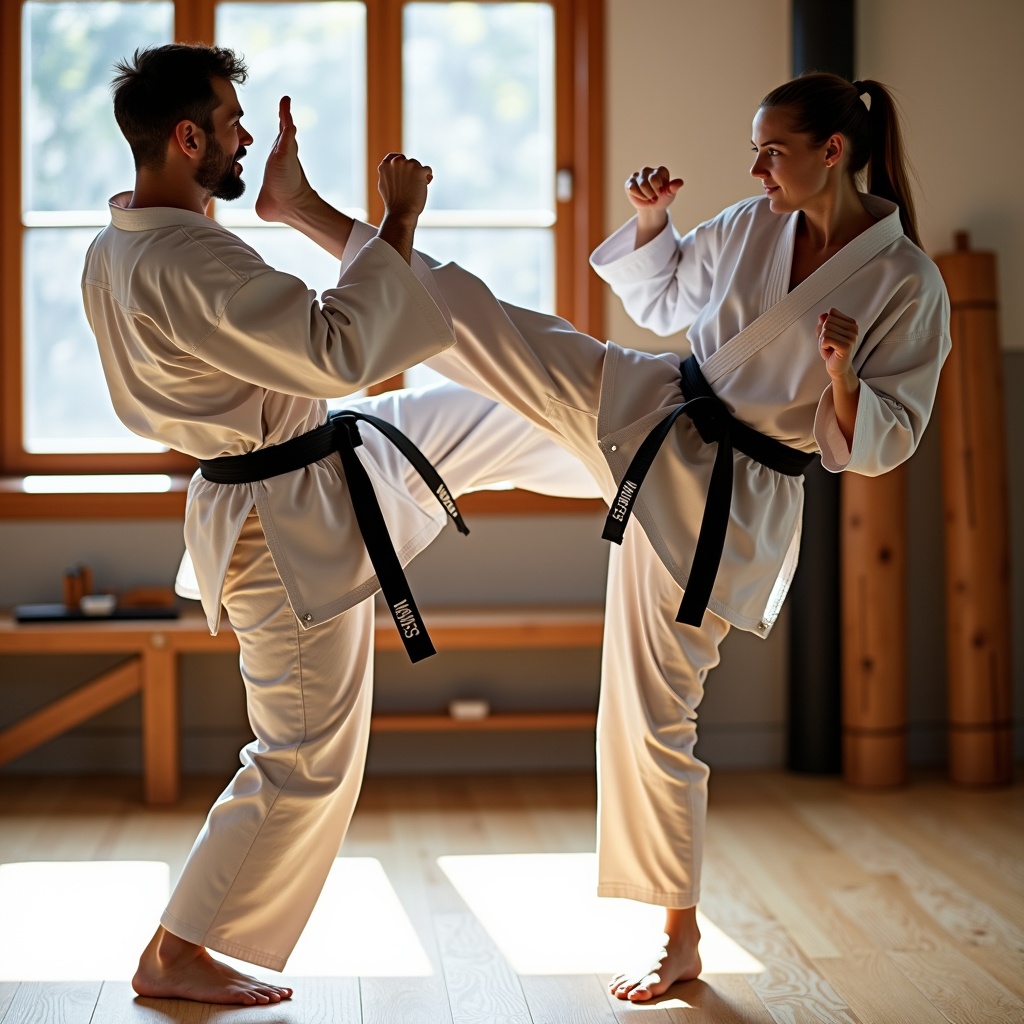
[{"x1": 0, "y1": 605, "x2": 603, "y2": 804}]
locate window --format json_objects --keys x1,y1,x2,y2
[{"x1": 0, "y1": 0, "x2": 604, "y2": 514}]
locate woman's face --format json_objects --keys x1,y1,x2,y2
[{"x1": 749, "y1": 106, "x2": 837, "y2": 213}]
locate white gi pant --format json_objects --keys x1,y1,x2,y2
[
  {"x1": 597, "y1": 521, "x2": 730, "y2": 908},
  {"x1": 162, "y1": 382, "x2": 607, "y2": 970}
]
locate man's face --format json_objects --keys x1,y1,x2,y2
[{"x1": 196, "y1": 77, "x2": 253, "y2": 201}]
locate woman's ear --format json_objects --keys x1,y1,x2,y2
[{"x1": 824, "y1": 132, "x2": 845, "y2": 169}]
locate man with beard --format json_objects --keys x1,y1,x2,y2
[{"x1": 82, "y1": 43, "x2": 599, "y2": 1005}]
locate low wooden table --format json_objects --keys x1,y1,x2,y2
[{"x1": 0, "y1": 605, "x2": 602, "y2": 804}]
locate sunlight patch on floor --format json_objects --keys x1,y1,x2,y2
[
  {"x1": 216, "y1": 857, "x2": 433, "y2": 980},
  {"x1": 279, "y1": 856, "x2": 431, "y2": 977},
  {"x1": 0, "y1": 857, "x2": 432, "y2": 983},
  {"x1": 439, "y1": 852, "x2": 764, "y2": 976},
  {"x1": 0, "y1": 861, "x2": 169, "y2": 981}
]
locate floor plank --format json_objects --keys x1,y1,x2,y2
[
  {"x1": 89, "y1": 981, "x2": 207, "y2": 1023},
  {"x1": 433, "y1": 912, "x2": 531, "y2": 1024},
  {"x1": 791, "y1": 796, "x2": 1024, "y2": 993},
  {"x1": 889, "y1": 947, "x2": 1024, "y2": 1024},
  {"x1": 678, "y1": 975, "x2": 777, "y2": 1024},
  {"x1": 813, "y1": 951, "x2": 951, "y2": 1024},
  {"x1": 1, "y1": 982, "x2": 100, "y2": 1024},
  {"x1": 520, "y1": 973, "x2": 618, "y2": 1024},
  {"x1": 845, "y1": 790, "x2": 1024, "y2": 927},
  {"x1": 0, "y1": 986, "x2": 18, "y2": 1022}
]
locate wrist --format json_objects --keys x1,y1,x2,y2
[
  {"x1": 633, "y1": 208, "x2": 668, "y2": 250},
  {"x1": 380, "y1": 208, "x2": 420, "y2": 229},
  {"x1": 636, "y1": 208, "x2": 667, "y2": 231},
  {"x1": 831, "y1": 369, "x2": 860, "y2": 394}
]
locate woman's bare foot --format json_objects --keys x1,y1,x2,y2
[
  {"x1": 609, "y1": 906, "x2": 702, "y2": 1002},
  {"x1": 132, "y1": 926, "x2": 293, "y2": 1005}
]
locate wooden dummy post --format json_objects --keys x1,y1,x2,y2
[
  {"x1": 841, "y1": 466, "x2": 908, "y2": 787},
  {"x1": 936, "y1": 232, "x2": 1014, "y2": 785}
]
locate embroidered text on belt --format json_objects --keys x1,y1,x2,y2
[
  {"x1": 602, "y1": 354, "x2": 813, "y2": 627},
  {"x1": 199, "y1": 410, "x2": 469, "y2": 663}
]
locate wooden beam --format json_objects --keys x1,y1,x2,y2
[
  {"x1": 0, "y1": 659, "x2": 141, "y2": 767},
  {"x1": 371, "y1": 711, "x2": 596, "y2": 732},
  {"x1": 141, "y1": 645, "x2": 179, "y2": 805}
]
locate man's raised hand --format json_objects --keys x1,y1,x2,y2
[
  {"x1": 255, "y1": 96, "x2": 313, "y2": 224},
  {"x1": 377, "y1": 153, "x2": 433, "y2": 223}
]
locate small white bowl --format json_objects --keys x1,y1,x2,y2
[
  {"x1": 79, "y1": 593, "x2": 117, "y2": 616},
  {"x1": 448, "y1": 699, "x2": 490, "y2": 721}
]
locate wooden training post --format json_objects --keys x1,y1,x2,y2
[
  {"x1": 936, "y1": 232, "x2": 1014, "y2": 785},
  {"x1": 841, "y1": 466, "x2": 908, "y2": 787}
]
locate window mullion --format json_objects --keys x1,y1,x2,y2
[
  {"x1": 572, "y1": 0, "x2": 604, "y2": 339},
  {"x1": 176, "y1": 0, "x2": 215, "y2": 45},
  {"x1": 366, "y1": 0, "x2": 403, "y2": 228},
  {"x1": 1, "y1": 1, "x2": 24, "y2": 473},
  {"x1": 553, "y1": 0, "x2": 574, "y2": 330},
  {"x1": 364, "y1": 0, "x2": 404, "y2": 395}
]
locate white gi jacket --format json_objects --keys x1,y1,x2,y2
[
  {"x1": 591, "y1": 194, "x2": 950, "y2": 633},
  {"x1": 82, "y1": 194, "x2": 456, "y2": 633},
  {"x1": 355, "y1": 193, "x2": 950, "y2": 636}
]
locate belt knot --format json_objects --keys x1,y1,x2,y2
[{"x1": 685, "y1": 395, "x2": 730, "y2": 446}]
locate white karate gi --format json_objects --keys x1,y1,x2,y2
[
  {"x1": 82, "y1": 195, "x2": 600, "y2": 969},
  {"x1": 344, "y1": 192, "x2": 950, "y2": 908}
]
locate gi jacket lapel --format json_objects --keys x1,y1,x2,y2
[{"x1": 699, "y1": 197, "x2": 904, "y2": 386}]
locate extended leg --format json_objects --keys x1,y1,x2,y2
[
  {"x1": 350, "y1": 380, "x2": 606, "y2": 504},
  {"x1": 423, "y1": 264, "x2": 616, "y2": 495}
]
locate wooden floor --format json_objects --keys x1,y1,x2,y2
[{"x1": 0, "y1": 769, "x2": 1022, "y2": 1023}]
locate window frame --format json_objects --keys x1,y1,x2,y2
[{"x1": 0, "y1": 0, "x2": 605, "y2": 518}]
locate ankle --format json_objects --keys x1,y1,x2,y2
[
  {"x1": 664, "y1": 907, "x2": 700, "y2": 944},
  {"x1": 151, "y1": 927, "x2": 202, "y2": 967}
]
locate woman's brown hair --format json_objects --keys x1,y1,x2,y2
[{"x1": 760, "y1": 73, "x2": 921, "y2": 247}]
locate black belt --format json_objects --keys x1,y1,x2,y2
[
  {"x1": 199, "y1": 410, "x2": 469, "y2": 663},
  {"x1": 602, "y1": 354, "x2": 813, "y2": 627}
]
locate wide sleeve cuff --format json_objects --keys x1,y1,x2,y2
[
  {"x1": 341, "y1": 220, "x2": 453, "y2": 333},
  {"x1": 815, "y1": 385, "x2": 852, "y2": 472},
  {"x1": 339, "y1": 218, "x2": 378, "y2": 274},
  {"x1": 590, "y1": 215, "x2": 680, "y2": 285}
]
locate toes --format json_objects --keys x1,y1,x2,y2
[{"x1": 627, "y1": 973, "x2": 662, "y2": 1002}]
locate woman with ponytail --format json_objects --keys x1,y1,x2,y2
[
  {"x1": 570, "y1": 72, "x2": 950, "y2": 1000},
  {"x1": 273, "y1": 69, "x2": 950, "y2": 1005}
]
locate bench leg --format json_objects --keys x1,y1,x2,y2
[{"x1": 141, "y1": 645, "x2": 178, "y2": 805}]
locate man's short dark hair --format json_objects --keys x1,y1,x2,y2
[{"x1": 111, "y1": 44, "x2": 248, "y2": 169}]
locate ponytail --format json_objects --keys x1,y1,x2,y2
[
  {"x1": 856, "y1": 80, "x2": 920, "y2": 247},
  {"x1": 760, "y1": 73, "x2": 921, "y2": 247}
]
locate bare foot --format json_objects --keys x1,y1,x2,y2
[
  {"x1": 132, "y1": 926, "x2": 293, "y2": 1006},
  {"x1": 609, "y1": 906, "x2": 702, "y2": 1002}
]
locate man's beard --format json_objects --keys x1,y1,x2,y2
[{"x1": 196, "y1": 137, "x2": 246, "y2": 201}]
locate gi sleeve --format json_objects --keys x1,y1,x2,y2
[
  {"x1": 341, "y1": 217, "x2": 449, "y2": 283},
  {"x1": 588, "y1": 212, "x2": 718, "y2": 337},
  {"x1": 192, "y1": 236, "x2": 455, "y2": 399},
  {"x1": 815, "y1": 262, "x2": 951, "y2": 475}
]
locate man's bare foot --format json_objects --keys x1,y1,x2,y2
[
  {"x1": 609, "y1": 906, "x2": 702, "y2": 1002},
  {"x1": 132, "y1": 926, "x2": 293, "y2": 1006}
]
